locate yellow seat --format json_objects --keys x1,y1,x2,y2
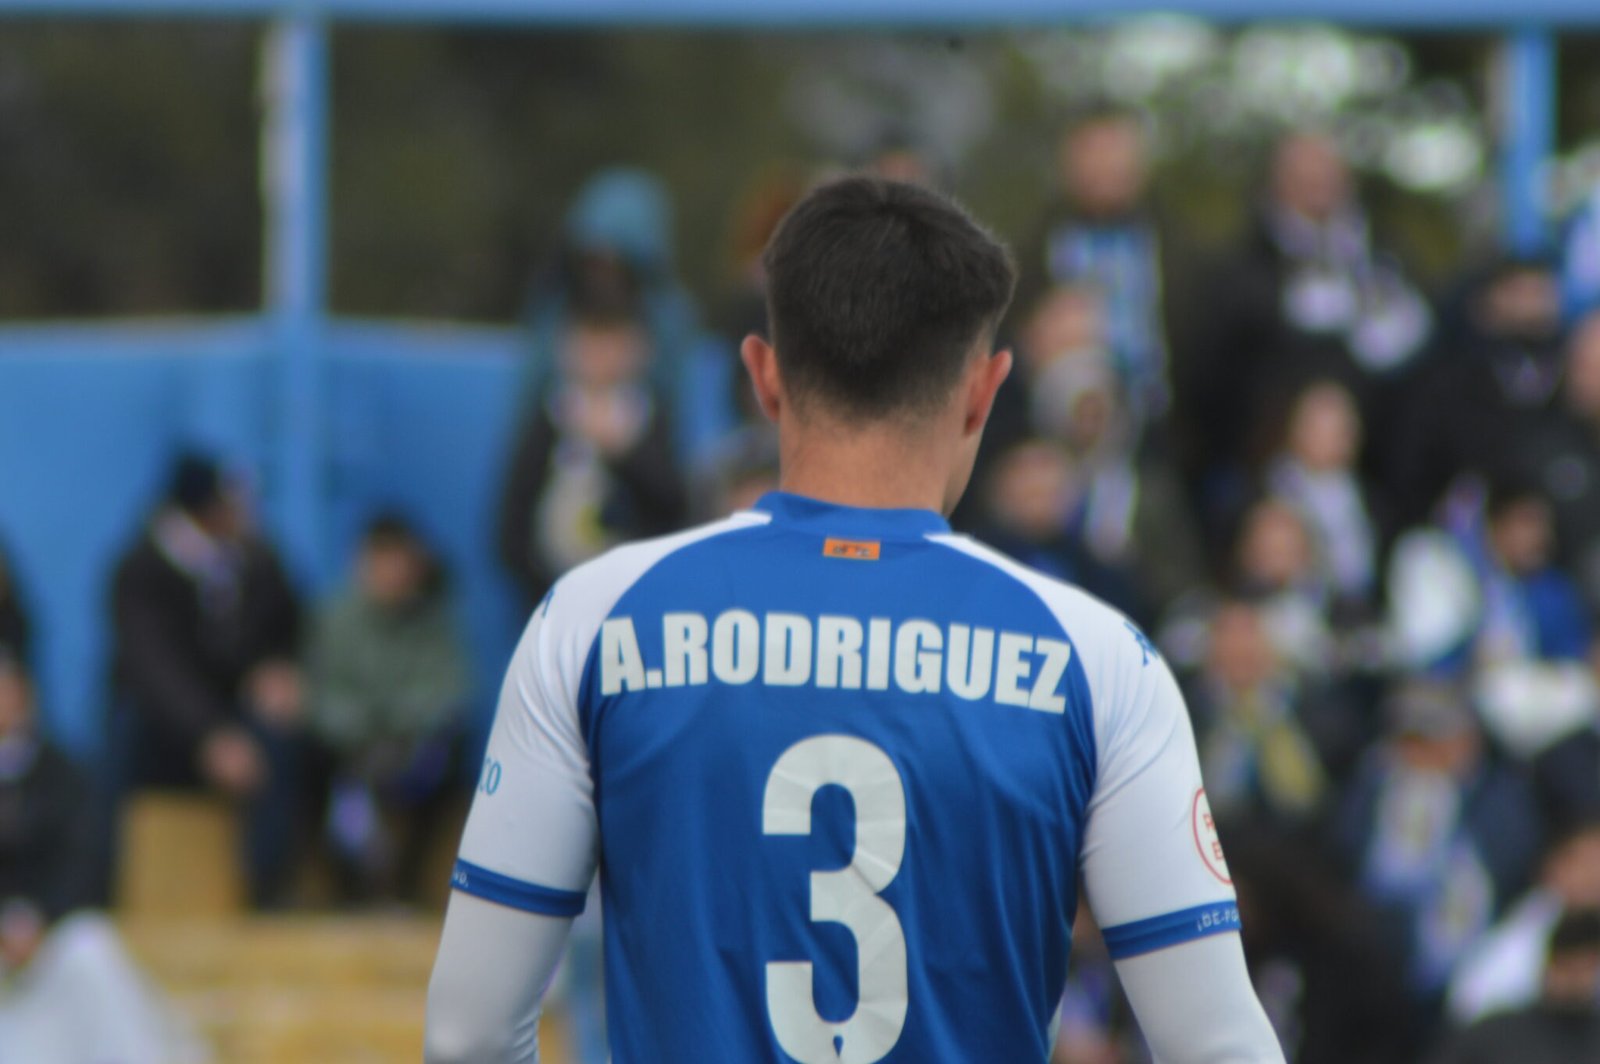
[
  {"x1": 120, "y1": 915, "x2": 576, "y2": 1063},
  {"x1": 117, "y1": 791, "x2": 245, "y2": 919}
]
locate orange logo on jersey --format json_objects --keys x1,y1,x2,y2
[{"x1": 822, "y1": 538, "x2": 881, "y2": 561}]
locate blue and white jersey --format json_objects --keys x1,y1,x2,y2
[{"x1": 454, "y1": 492, "x2": 1239, "y2": 1063}]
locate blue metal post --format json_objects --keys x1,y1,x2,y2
[
  {"x1": 263, "y1": 12, "x2": 331, "y2": 587},
  {"x1": 1500, "y1": 27, "x2": 1557, "y2": 256}
]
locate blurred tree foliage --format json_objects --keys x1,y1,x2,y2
[
  {"x1": 1, "y1": 19, "x2": 1596, "y2": 324},
  {"x1": 330, "y1": 29, "x2": 807, "y2": 319},
  {"x1": 0, "y1": 20, "x2": 260, "y2": 317}
]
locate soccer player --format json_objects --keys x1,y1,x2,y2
[{"x1": 426, "y1": 177, "x2": 1284, "y2": 1063}]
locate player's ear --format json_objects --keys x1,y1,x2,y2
[
  {"x1": 740, "y1": 334, "x2": 784, "y2": 424},
  {"x1": 963, "y1": 347, "x2": 1012, "y2": 436}
]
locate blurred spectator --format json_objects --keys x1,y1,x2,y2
[
  {"x1": 1387, "y1": 480, "x2": 1595, "y2": 759},
  {"x1": 1229, "y1": 498, "x2": 1335, "y2": 675},
  {"x1": 1158, "y1": 497, "x2": 1337, "y2": 681},
  {"x1": 1389, "y1": 257, "x2": 1566, "y2": 530},
  {"x1": 1224, "y1": 820, "x2": 1413, "y2": 1064},
  {"x1": 1561, "y1": 181, "x2": 1600, "y2": 323},
  {"x1": 1041, "y1": 331, "x2": 1204, "y2": 610},
  {"x1": 865, "y1": 131, "x2": 939, "y2": 187},
  {"x1": 1502, "y1": 310, "x2": 1600, "y2": 614},
  {"x1": 0, "y1": 654, "x2": 204, "y2": 1063},
  {"x1": 1264, "y1": 379, "x2": 1380, "y2": 615},
  {"x1": 976, "y1": 439, "x2": 1146, "y2": 622},
  {"x1": 108, "y1": 454, "x2": 305, "y2": 908},
  {"x1": 1194, "y1": 131, "x2": 1430, "y2": 518},
  {"x1": 703, "y1": 167, "x2": 804, "y2": 450},
  {"x1": 307, "y1": 515, "x2": 469, "y2": 905},
  {"x1": 1184, "y1": 599, "x2": 1339, "y2": 826},
  {"x1": 689, "y1": 424, "x2": 780, "y2": 523},
  {"x1": 984, "y1": 285, "x2": 1111, "y2": 459},
  {"x1": 1448, "y1": 817, "x2": 1600, "y2": 1025},
  {"x1": 1430, "y1": 907, "x2": 1600, "y2": 1064},
  {"x1": 1533, "y1": 712, "x2": 1600, "y2": 833},
  {"x1": 1019, "y1": 107, "x2": 1180, "y2": 428},
  {"x1": 975, "y1": 287, "x2": 1205, "y2": 612},
  {"x1": 497, "y1": 294, "x2": 687, "y2": 606},
  {"x1": 709, "y1": 167, "x2": 804, "y2": 357},
  {"x1": 1332, "y1": 680, "x2": 1543, "y2": 1043},
  {"x1": 0, "y1": 541, "x2": 30, "y2": 666},
  {"x1": 1533, "y1": 640, "x2": 1600, "y2": 825},
  {"x1": 0, "y1": 655, "x2": 91, "y2": 936},
  {"x1": 522, "y1": 169, "x2": 722, "y2": 464},
  {"x1": 1050, "y1": 911, "x2": 1141, "y2": 1064}
]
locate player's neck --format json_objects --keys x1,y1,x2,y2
[{"x1": 776, "y1": 422, "x2": 955, "y2": 515}]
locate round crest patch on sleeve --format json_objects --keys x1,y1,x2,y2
[{"x1": 1191, "y1": 788, "x2": 1232, "y2": 885}]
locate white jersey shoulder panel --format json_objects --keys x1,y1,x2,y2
[
  {"x1": 928, "y1": 533, "x2": 1235, "y2": 935},
  {"x1": 454, "y1": 511, "x2": 769, "y2": 904}
]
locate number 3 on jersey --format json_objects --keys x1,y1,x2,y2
[{"x1": 762, "y1": 735, "x2": 909, "y2": 1063}]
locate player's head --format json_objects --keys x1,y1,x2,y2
[{"x1": 743, "y1": 176, "x2": 1016, "y2": 511}]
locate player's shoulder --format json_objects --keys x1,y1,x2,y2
[
  {"x1": 927, "y1": 532, "x2": 1148, "y2": 662},
  {"x1": 541, "y1": 510, "x2": 772, "y2": 629}
]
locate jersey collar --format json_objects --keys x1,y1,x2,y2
[{"x1": 749, "y1": 491, "x2": 952, "y2": 539}]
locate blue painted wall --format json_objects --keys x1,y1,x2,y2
[{"x1": 0, "y1": 323, "x2": 529, "y2": 763}]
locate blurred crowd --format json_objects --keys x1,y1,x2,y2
[{"x1": 10, "y1": 105, "x2": 1600, "y2": 1061}]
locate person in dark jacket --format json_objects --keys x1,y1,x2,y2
[
  {"x1": 108, "y1": 453, "x2": 305, "y2": 908},
  {"x1": 1387, "y1": 257, "x2": 1567, "y2": 531},
  {"x1": 0, "y1": 653, "x2": 91, "y2": 930},
  {"x1": 1498, "y1": 309, "x2": 1600, "y2": 613},
  {"x1": 1191, "y1": 132, "x2": 1430, "y2": 532},
  {"x1": 497, "y1": 294, "x2": 686, "y2": 606},
  {"x1": 0, "y1": 653, "x2": 203, "y2": 1062},
  {"x1": 1332, "y1": 680, "x2": 1544, "y2": 1053},
  {"x1": 1223, "y1": 819, "x2": 1415, "y2": 1064},
  {"x1": 1429, "y1": 907, "x2": 1600, "y2": 1064},
  {"x1": 1181, "y1": 598, "x2": 1348, "y2": 829},
  {"x1": 974, "y1": 438, "x2": 1149, "y2": 624}
]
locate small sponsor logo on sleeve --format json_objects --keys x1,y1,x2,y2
[
  {"x1": 1125, "y1": 620, "x2": 1159, "y2": 666},
  {"x1": 823, "y1": 538, "x2": 881, "y2": 561},
  {"x1": 1192, "y1": 788, "x2": 1231, "y2": 884},
  {"x1": 1194, "y1": 904, "x2": 1241, "y2": 934}
]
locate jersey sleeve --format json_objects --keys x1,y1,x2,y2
[
  {"x1": 1075, "y1": 610, "x2": 1239, "y2": 961},
  {"x1": 452, "y1": 591, "x2": 599, "y2": 918}
]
